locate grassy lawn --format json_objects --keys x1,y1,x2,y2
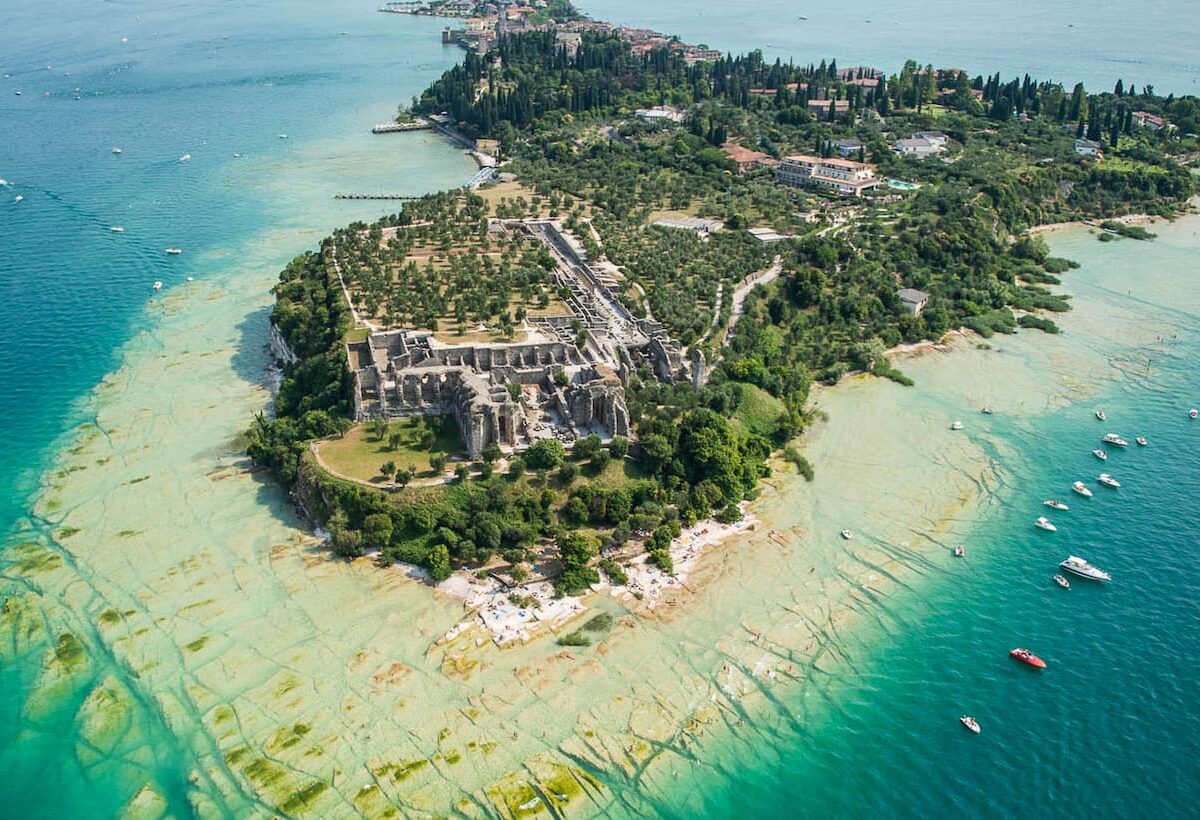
[
  {"x1": 315, "y1": 418, "x2": 463, "y2": 484},
  {"x1": 730, "y1": 383, "x2": 786, "y2": 438}
]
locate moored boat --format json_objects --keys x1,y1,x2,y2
[
  {"x1": 1072, "y1": 481, "x2": 1093, "y2": 497},
  {"x1": 110, "y1": 225, "x2": 124, "y2": 232},
  {"x1": 1101, "y1": 433, "x2": 1129, "y2": 447},
  {"x1": 1060, "y1": 555, "x2": 1111, "y2": 582},
  {"x1": 1190, "y1": 409, "x2": 1198, "y2": 420},
  {"x1": 1053, "y1": 574, "x2": 1070, "y2": 589},
  {"x1": 1095, "y1": 409, "x2": 1106, "y2": 421},
  {"x1": 1092, "y1": 448, "x2": 1108, "y2": 461},
  {"x1": 1097, "y1": 473, "x2": 1121, "y2": 488},
  {"x1": 1010, "y1": 648, "x2": 1047, "y2": 669},
  {"x1": 152, "y1": 280, "x2": 163, "y2": 290},
  {"x1": 960, "y1": 715, "x2": 981, "y2": 734},
  {"x1": 1034, "y1": 516, "x2": 1057, "y2": 532},
  {"x1": 164, "y1": 247, "x2": 182, "y2": 255},
  {"x1": 1044, "y1": 499, "x2": 1069, "y2": 511},
  {"x1": 1136, "y1": 436, "x2": 1148, "y2": 446},
  {"x1": 953, "y1": 545, "x2": 965, "y2": 558},
  {"x1": 840, "y1": 529, "x2": 853, "y2": 540},
  {"x1": 951, "y1": 420, "x2": 964, "y2": 430},
  {"x1": 112, "y1": 146, "x2": 122, "y2": 154}
]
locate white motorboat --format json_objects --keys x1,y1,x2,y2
[
  {"x1": 110, "y1": 226, "x2": 124, "y2": 232},
  {"x1": 841, "y1": 529, "x2": 853, "y2": 540},
  {"x1": 1097, "y1": 473, "x2": 1121, "y2": 488},
  {"x1": 951, "y1": 420, "x2": 964, "y2": 430},
  {"x1": 13, "y1": 194, "x2": 23, "y2": 203},
  {"x1": 1136, "y1": 436, "x2": 1148, "y2": 446},
  {"x1": 0, "y1": 179, "x2": 7, "y2": 186},
  {"x1": 164, "y1": 247, "x2": 182, "y2": 255},
  {"x1": 1053, "y1": 574, "x2": 1070, "y2": 589},
  {"x1": 1101, "y1": 433, "x2": 1128, "y2": 447},
  {"x1": 1072, "y1": 481, "x2": 1093, "y2": 497},
  {"x1": 179, "y1": 153, "x2": 191, "y2": 162},
  {"x1": 960, "y1": 716, "x2": 981, "y2": 734},
  {"x1": 278, "y1": 133, "x2": 288, "y2": 139},
  {"x1": 953, "y1": 545, "x2": 965, "y2": 558},
  {"x1": 112, "y1": 146, "x2": 122, "y2": 154},
  {"x1": 1095, "y1": 410, "x2": 1106, "y2": 421},
  {"x1": 1044, "y1": 499, "x2": 1069, "y2": 511},
  {"x1": 1034, "y1": 516, "x2": 1057, "y2": 532},
  {"x1": 1191, "y1": 409, "x2": 1198, "y2": 420},
  {"x1": 1060, "y1": 555, "x2": 1111, "y2": 582},
  {"x1": 152, "y1": 280, "x2": 163, "y2": 290},
  {"x1": 981, "y1": 407, "x2": 994, "y2": 415},
  {"x1": 1092, "y1": 448, "x2": 1108, "y2": 461}
]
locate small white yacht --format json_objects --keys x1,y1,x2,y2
[
  {"x1": 278, "y1": 133, "x2": 289, "y2": 139},
  {"x1": 110, "y1": 226, "x2": 124, "y2": 233},
  {"x1": 1191, "y1": 409, "x2": 1198, "y2": 420},
  {"x1": 164, "y1": 247, "x2": 182, "y2": 255},
  {"x1": 179, "y1": 153, "x2": 191, "y2": 162},
  {"x1": 1095, "y1": 409, "x2": 1106, "y2": 421},
  {"x1": 841, "y1": 529, "x2": 853, "y2": 540},
  {"x1": 1097, "y1": 473, "x2": 1121, "y2": 488},
  {"x1": 1072, "y1": 481, "x2": 1093, "y2": 497},
  {"x1": 112, "y1": 146, "x2": 122, "y2": 154},
  {"x1": 1044, "y1": 499, "x2": 1069, "y2": 511},
  {"x1": 1053, "y1": 574, "x2": 1071, "y2": 589},
  {"x1": 1060, "y1": 555, "x2": 1111, "y2": 582},
  {"x1": 951, "y1": 420, "x2": 964, "y2": 430},
  {"x1": 960, "y1": 716, "x2": 981, "y2": 734},
  {"x1": 1136, "y1": 436, "x2": 1148, "y2": 446},
  {"x1": 1101, "y1": 433, "x2": 1129, "y2": 447},
  {"x1": 0, "y1": 178, "x2": 7, "y2": 186},
  {"x1": 953, "y1": 545, "x2": 965, "y2": 558},
  {"x1": 980, "y1": 407, "x2": 994, "y2": 415},
  {"x1": 1034, "y1": 516, "x2": 1058, "y2": 532},
  {"x1": 1092, "y1": 448, "x2": 1108, "y2": 461},
  {"x1": 152, "y1": 280, "x2": 163, "y2": 290},
  {"x1": 13, "y1": 194, "x2": 23, "y2": 203}
]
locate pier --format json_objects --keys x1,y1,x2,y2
[
  {"x1": 334, "y1": 193, "x2": 421, "y2": 200},
  {"x1": 371, "y1": 119, "x2": 432, "y2": 134}
]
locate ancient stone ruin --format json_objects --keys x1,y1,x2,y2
[{"x1": 342, "y1": 218, "x2": 702, "y2": 459}]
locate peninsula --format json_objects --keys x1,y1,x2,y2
[{"x1": 248, "y1": 4, "x2": 1197, "y2": 630}]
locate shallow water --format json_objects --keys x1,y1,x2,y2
[{"x1": 3, "y1": 0, "x2": 1200, "y2": 816}]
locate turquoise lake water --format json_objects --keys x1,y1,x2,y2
[
  {"x1": 640, "y1": 219, "x2": 1200, "y2": 817},
  {"x1": 2, "y1": 0, "x2": 1199, "y2": 816}
]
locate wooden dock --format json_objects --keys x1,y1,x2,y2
[{"x1": 334, "y1": 193, "x2": 420, "y2": 200}]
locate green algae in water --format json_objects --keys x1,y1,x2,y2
[
  {"x1": 56, "y1": 527, "x2": 82, "y2": 539},
  {"x1": 184, "y1": 636, "x2": 209, "y2": 653},
  {"x1": 97, "y1": 609, "x2": 121, "y2": 626},
  {"x1": 373, "y1": 758, "x2": 429, "y2": 783},
  {"x1": 279, "y1": 780, "x2": 328, "y2": 814},
  {"x1": 115, "y1": 530, "x2": 143, "y2": 538},
  {"x1": 10, "y1": 543, "x2": 63, "y2": 576},
  {"x1": 223, "y1": 745, "x2": 250, "y2": 767},
  {"x1": 54, "y1": 633, "x2": 87, "y2": 672},
  {"x1": 582, "y1": 613, "x2": 615, "y2": 632}
]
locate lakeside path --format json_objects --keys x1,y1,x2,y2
[{"x1": 6, "y1": 193, "x2": 1197, "y2": 817}]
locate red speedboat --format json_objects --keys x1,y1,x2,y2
[{"x1": 1010, "y1": 648, "x2": 1047, "y2": 669}]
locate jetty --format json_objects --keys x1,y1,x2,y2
[
  {"x1": 371, "y1": 118, "x2": 432, "y2": 134},
  {"x1": 334, "y1": 193, "x2": 421, "y2": 201}
]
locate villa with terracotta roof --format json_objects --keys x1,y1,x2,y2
[
  {"x1": 1131, "y1": 111, "x2": 1168, "y2": 131},
  {"x1": 722, "y1": 142, "x2": 776, "y2": 172},
  {"x1": 775, "y1": 154, "x2": 880, "y2": 197}
]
